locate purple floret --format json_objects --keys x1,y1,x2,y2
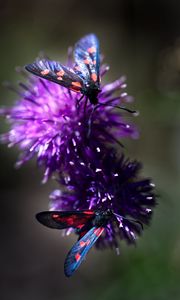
[
  {"x1": 0, "y1": 63, "x2": 138, "y2": 182},
  {"x1": 50, "y1": 149, "x2": 156, "y2": 249},
  {"x1": 0, "y1": 39, "x2": 156, "y2": 253}
]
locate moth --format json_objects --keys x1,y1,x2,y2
[
  {"x1": 36, "y1": 209, "x2": 114, "y2": 277},
  {"x1": 25, "y1": 34, "x2": 101, "y2": 105}
]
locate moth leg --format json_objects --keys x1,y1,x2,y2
[
  {"x1": 76, "y1": 94, "x2": 84, "y2": 108},
  {"x1": 87, "y1": 105, "x2": 96, "y2": 138},
  {"x1": 83, "y1": 96, "x2": 88, "y2": 115}
]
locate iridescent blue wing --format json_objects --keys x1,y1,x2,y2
[
  {"x1": 25, "y1": 59, "x2": 85, "y2": 93},
  {"x1": 36, "y1": 210, "x2": 95, "y2": 230},
  {"x1": 64, "y1": 226, "x2": 104, "y2": 277},
  {"x1": 74, "y1": 33, "x2": 100, "y2": 85}
]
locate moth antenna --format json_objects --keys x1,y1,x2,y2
[
  {"x1": 67, "y1": 46, "x2": 73, "y2": 67},
  {"x1": 97, "y1": 102, "x2": 137, "y2": 115},
  {"x1": 113, "y1": 212, "x2": 143, "y2": 230}
]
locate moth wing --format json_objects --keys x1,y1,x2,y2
[
  {"x1": 36, "y1": 210, "x2": 95, "y2": 230},
  {"x1": 64, "y1": 226, "x2": 104, "y2": 277},
  {"x1": 74, "y1": 33, "x2": 100, "y2": 85},
  {"x1": 25, "y1": 59, "x2": 85, "y2": 93}
]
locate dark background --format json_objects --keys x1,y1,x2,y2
[{"x1": 0, "y1": 1, "x2": 180, "y2": 299}]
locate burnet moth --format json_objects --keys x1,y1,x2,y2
[{"x1": 36, "y1": 209, "x2": 115, "y2": 277}]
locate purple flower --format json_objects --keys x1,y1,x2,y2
[
  {"x1": 0, "y1": 60, "x2": 138, "y2": 183},
  {"x1": 0, "y1": 34, "x2": 157, "y2": 263},
  {"x1": 50, "y1": 149, "x2": 156, "y2": 250}
]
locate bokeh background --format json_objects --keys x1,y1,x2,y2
[{"x1": 0, "y1": 0, "x2": 180, "y2": 299}]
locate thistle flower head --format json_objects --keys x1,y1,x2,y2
[
  {"x1": 0, "y1": 34, "x2": 157, "y2": 266},
  {"x1": 0, "y1": 59, "x2": 138, "y2": 182},
  {"x1": 50, "y1": 149, "x2": 156, "y2": 249}
]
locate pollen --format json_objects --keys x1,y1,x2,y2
[
  {"x1": 87, "y1": 47, "x2": 96, "y2": 53},
  {"x1": 56, "y1": 70, "x2": 65, "y2": 77},
  {"x1": 91, "y1": 73, "x2": 97, "y2": 82},
  {"x1": 41, "y1": 69, "x2": 50, "y2": 76}
]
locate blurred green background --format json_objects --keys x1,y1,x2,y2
[{"x1": 0, "y1": 0, "x2": 180, "y2": 299}]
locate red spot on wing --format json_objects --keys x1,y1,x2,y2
[
  {"x1": 52, "y1": 215, "x2": 76, "y2": 225},
  {"x1": 41, "y1": 69, "x2": 50, "y2": 75},
  {"x1": 75, "y1": 253, "x2": 81, "y2": 262},
  {"x1": 91, "y1": 73, "x2": 97, "y2": 82},
  {"x1": 80, "y1": 239, "x2": 91, "y2": 247},
  {"x1": 80, "y1": 241, "x2": 86, "y2": 247},
  {"x1": 70, "y1": 81, "x2": 82, "y2": 92},
  {"x1": 84, "y1": 59, "x2": 90, "y2": 65},
  {"x1": 64, "y1": 217, "x2": 78, "y2": 225},
  {"x1": 56, "y1": 70, "x2": 65, "y2": 76},
  {"x1": 84, "y1": 211, "x2": 95, "y2": 215},
  {"x1": 52, "y1": 213, "x2": 93, "y2": 228},
  {"x1": 94, "y1": 227, "x2": 104, "y2": 237},
  {"x1": 70, "y1": 87, "x2": 81, "y2": 93},
  {"x1": 72, "y1": 81, "x2": 82, "y2": 88},
  {"x1": 87, "y1": 47, "x2": 96, "y2": 54},
  {"x1": 52, "y1": 214, "x2": 60, "y2": 219}
]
